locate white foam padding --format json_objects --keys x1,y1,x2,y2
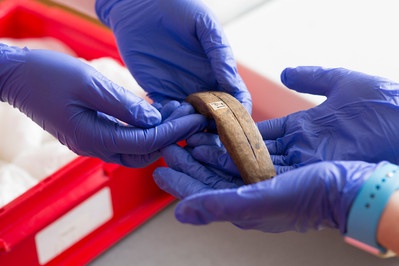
[
  {"x1": 0, "y1": 162, "x2": 38, "y2": 207},
  {"x1": 0, "y1": 102, "x2": 46, "y2": 162},
  {"x1": 12, "y1": 141, "x2": 78, "y2": 181}
]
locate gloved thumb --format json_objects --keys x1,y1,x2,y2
[
  {"x1": 174, "y1": 185, "x2": 280, "y2": 230},
  {"x1": 256, "y1": 117, "x2": 289, "y2": 140},
  {"x1": 197, "y1": 13, "x2": 252, "y2": 113},
  {"x1": 87, "y1": 73, "x2": 162, "y2": 128},
  {"x1": 174, "y1": 189, "x2": 241, "y2": 225},
  {"x1": 280, "y1": 66, "x2": 351, "y2": 97}
]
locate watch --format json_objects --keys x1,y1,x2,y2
[{"x1": 344, "y1": 163, "x2": 399, "y2": 258}]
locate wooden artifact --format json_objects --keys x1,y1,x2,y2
[{"x1": 186, "y1": 91, "x2": 275, "y2": 184}]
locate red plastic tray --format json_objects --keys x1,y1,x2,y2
[{"x1": 0, "y1": 1, "x2": 174, "y2": 265}]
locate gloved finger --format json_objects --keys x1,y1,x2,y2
[
  {"x1": 204, "y1": 165, "x2": 245, "y2": 186},
  {"x1": 174, "y1": 178, "x2": 292, "y2": 229},
  {"x1": 119, "y1": 151, "x2": 161, "y2": 168},
  {"x1": 161, "y1": 145, "x2": 239, "y2": 189},
  {"x1": 264, "y1": 138, "x2": 286, "y2": 156},
  {"x1": 196, "y1": 13, "x2": 252, "y2": 114},
  {"x1": 159, "y1": 100, "x2": 181, "y2": 121},
  {"x1": 88, "y1": 71, "x2": 162, "y2": 128},
  {"x1": 270, "y1": 155, "x2": 287, "y2": 166},
  {"x1": 183, "y1": 145, "x2": 242, "y2": 185},
  {"x1": 153, "y1": 167, "x2": 212, "y2": 199},
  {"x1": 146, "y1": 93, "x2": 177, "y2": 106},
  {"x1": 275, "y1": 165, "x2": 296, "y2": 175},
  {"x1": 280, "y1": 66, "x2": 351, "y2": 97},
  {"x1": 152, "y1": 102, "x2": 163, "y2": 111},
  {"x1": 183, "y1": 145, "x2": 242, "y2": 186},
  {"x1": 79, "y1": 113, "x2": 207, "y2": 157},
  {"x1": 154, "y1": 95, "x2": 225, "y2": 132},
  {"x1": 186, "y1": 132, "x2": 222, "y2": 147},
  {"x1": 173, "y1": 187, "x2": 257, "y2": 226},
  {"x1": 97, "y1": 112, "x2": 124, "y2": 125},
  {"x1": 257, "y1": 118, "x2": 287, "y2": 140},
  {"x1": 232, "y1": 90, "x2": 252, "y2": 114},
  {"x1": 190, "y1": 145, "x2": 240, "y2": 176},
  {"x1": 223, "y1": 86, "x2": 252, "y2": 114},
  {"x1": 163, "y1": 102, "x2": 198, "y2": 122},
  {"x1": 130, "y1": 114, "x2": 208, "y2": 153}
]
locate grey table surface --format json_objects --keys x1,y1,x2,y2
[{"x1": 89, "y1": 202, "x2": 399, "y2": 266}]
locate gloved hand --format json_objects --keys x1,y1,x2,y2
[
  {"x1": 187, "y1": 66, "x2": 399, "y2": 174},
  {"x1": 153, "y1": 144, "x2": 383, "y2": 233},
  {"x1": 0, "y1": 44, "x2": 207, "y2": 167},
  {"x1": 95, "y1": 0, "x2": 252, "y2": 112}
]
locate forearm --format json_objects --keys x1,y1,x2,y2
[{"x1": 377, "y1": 190, "x2": 399, "y2": 254}]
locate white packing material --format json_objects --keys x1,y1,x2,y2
[
  {"x1": 0, "y1": 102, "x2": 46, "y2": 162},
  {"x1": 0, "y1": 162, "x2": 38, "y2": 207},
  {"x1": 12, "y1": 141, "x2": 78, "y2": 181}
]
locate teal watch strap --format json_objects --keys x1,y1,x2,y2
[{"x1": 345, "y1": 163, "x2": 399, "y2": 257}]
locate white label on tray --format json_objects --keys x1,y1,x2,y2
[{"x1": 35, "y1": 187, "x2": 113, "y2": 265}]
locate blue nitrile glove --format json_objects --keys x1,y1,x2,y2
[
  {"x1": 187, "y1": 66, "x2": 399, "y2": 174},
  {"x1": 263, "y1": 66, "x2": 399, "y2": 171},
  {"x1": 0, "y1": 44, "x2": 207, "y2": 167},
  {"x1": 95, "y1": 0, "x2": 252, "y2": 112},
  {"x1": 154, "y1": 144, "x2": 384, "y2": 233},
  {"x1": 186, "y1": 132, "x2": 241, "y2": 176}
]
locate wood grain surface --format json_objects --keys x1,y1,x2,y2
[{"x1": 186, "y1": 91, "x2": 275, "y2": 184}]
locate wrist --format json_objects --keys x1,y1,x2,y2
[
  {"x1": 377, "y1": 190, "x2": 399, "y2": 255},
  {"x1": 344, "y1": 162, "x2": 399, "y2": 257}
]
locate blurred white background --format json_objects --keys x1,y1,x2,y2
[
  {"x1": 52, "y1": 0, "x2": 272, "y2": 25},
  {"x1": 202, "y1": 0, "x2": 270, "y2": 23}
]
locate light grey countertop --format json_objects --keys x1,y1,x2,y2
[{"x1": 90, "y1": 202, "x2": 398, "y2": 266}]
